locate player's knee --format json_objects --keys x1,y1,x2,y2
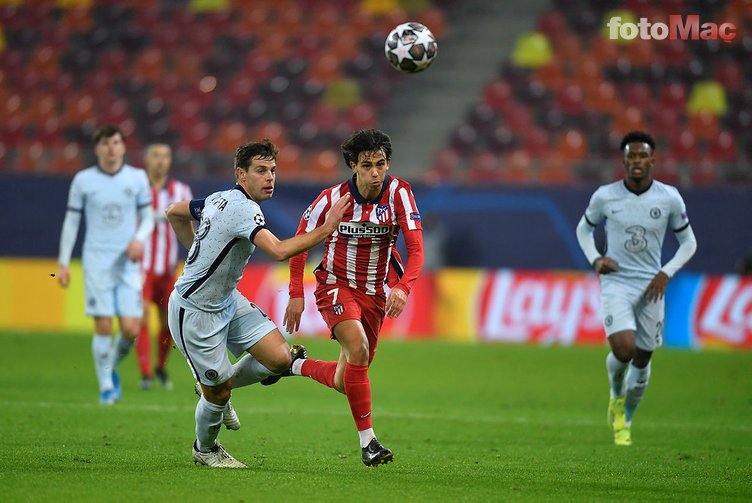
[
  {"x1": 204, "y1": 382, "x2": 232, "y2": 405},
  {"x1": 347, "y1": 342, "x2": 370, "y2": 366},
  {"x1": 613, "y1": 345, "x2": 635, "y2": 362}
]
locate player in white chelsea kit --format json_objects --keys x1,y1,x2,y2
[
  {"x1": 57, "y1": 126, "x2": 155, "y2": 405},
  {"x1": 166, "y1": 140, "x2": 351, "y2": 468},
  {"x1": 576, "y1": 131, "x2": 697, "y2": 446}
]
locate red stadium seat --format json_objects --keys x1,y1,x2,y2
[
  {"x1": 499, "y1": 149, "x2": 533, "y2": 184},
  {"x1": 483, "y1": 80, "x2": 515, "y2": 113},
  {"x1": 669, "y1": 131, "x2": 701, "y2": 164},
  {"x1": 467, "y1": 151, "x2": 501, "y2": 183},
  {"x1": 707, "y1": 131, "x2": 739, "y2": 163},
  {"x1": 687, "y1": 112, "x2": 719, "y2": 140},
  {"x1": 520, "y1": 128, "x2": 550, "y2": 158},
  {"x1": 623, "y1": 82, "x2": 652, "y2": 110},
  {"x1": 612, "y1": 106, "x2": 645, "y2": 136},
  {"x1": 659, "y1": 82, "x2": 688, "y2": 113}
]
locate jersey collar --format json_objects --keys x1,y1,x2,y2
[
  {"x1": 96, "y1": 163, "x2": 125, "y2": 177},
  {"x1": 234, "y1": 184, "x2": 252, "y2": 200},
  {"x1": 623, "y1": 179, "x2": 653, "y2": 196},
  {"x1": 348, "y1": 174, "x2": 391, "y2": 204}
]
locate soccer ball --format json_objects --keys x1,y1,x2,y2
[{"x1": 384, "y1": 22, "x2": 438, "y2": 74}]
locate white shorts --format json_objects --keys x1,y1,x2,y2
[
  {"x1": 167, "y1": 289, "x2": 278, "y2": 386},
  {"x1": 83, "y1": 263, "x2": 143, "y2": 318},
  {"x1": 600, "y1": 280, "x2": 664, "y2": 351}
]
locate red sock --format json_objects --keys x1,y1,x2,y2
[
  {"x1": 135, "y1": 324, "x2": 152, "y2": 378},
  {"x1": 301, "y1": 359, "x2": 338, "y2": 389},
  {"x1": 344, "y1": 362, "x2": 372, "y2": 431},
  {"x1": 156, "y1": 328, "x2": 172, "y2": 370}
]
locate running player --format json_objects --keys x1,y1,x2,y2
[
  {"x1": 279, "y1": 128, "x2": 425, "y2": 466},
  {"x1": 57, "y1": 125, "x2": 154, "y2": 405},
  {"x1": 166, "y1": 139, "x2": 351, "y2": 468},
  {"x1": 135, "y1": 143, "x2": 192, "y2": 390},
  {"x1": 575, "y1": 130, "x2": 697, "y2": 446}
]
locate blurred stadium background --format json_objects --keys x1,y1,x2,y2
[{"x1": 1, "y1": 0, "x2": 751, "y2": 349}]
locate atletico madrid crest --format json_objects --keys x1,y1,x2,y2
[
  {"x1": 333, "y1": 303, "x2": 344, "y2": 316},
  {"x1": 376, "y1": 205, "x2": 391, "y2": 223}
]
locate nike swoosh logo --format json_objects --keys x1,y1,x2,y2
[
  {"x1": 360, "y1": 412, "x2": 372, "y2": 419},
  {"x1": 611, "y1": 209, "x2": 622, "y2": 214}
]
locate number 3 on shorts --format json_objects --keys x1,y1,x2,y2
[{"x1": 327, "y1": 287, "x2": 339, "y2": 306}]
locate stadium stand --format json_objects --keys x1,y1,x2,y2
[{"x1": 0, "y1": 0, "x2": 749, "y2": 185}]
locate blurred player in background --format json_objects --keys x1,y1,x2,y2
[
  {"x1": 57, "y1": 125, "x2": 154, "y2": 405},
  {"x1": 165, "y1": 140, "x2": 351, "y2": 468},
  {"x1": 135, "y1": 143, "x2": 192, "y2": 391},
  {"x1": 280, "y1": 128, "x2": 425, "y2": 466},
  {"x1": 576, "y1": 130, "x2": 697, "y2": 446}
]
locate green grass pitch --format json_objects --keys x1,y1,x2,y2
[{"x1": 0, "y1": 331, "x2": 750, "y2": 501}]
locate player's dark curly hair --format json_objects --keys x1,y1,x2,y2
[
  {"x1": 341, "y1": 129, "x2": 392, "y2": 167},
  {"x1": 620, "y1": 131, "x2": 656, "y2": 152},
  {"x1": 92, "y1": 125, "x2": 124, "y2": 144},
  {"x1": 234, "y1": 139, "x2": 279, "y2": 171}
]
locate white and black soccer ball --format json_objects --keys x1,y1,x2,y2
[{"x1": 384, "y1": 22, "x2": 438, "y2": 74}]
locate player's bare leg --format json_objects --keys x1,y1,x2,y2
[
  {"x1": 93, "y1": 316, "x2": 115, "y2": 404},
  {"x1": 607, "y1": 331, "x2": 636, "y2": 446}
]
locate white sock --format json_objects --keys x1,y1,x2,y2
[
  {"x1": 358, "y1": 428, "x2": 376, "y2": 448},
  {"x1": 291, "y1": 358, "x2": 305, "y2": 376},
  {"x1": 231, "y1": 354, "x2": 274, "y2": 388},
  {"x1": 625, "y1": 361, "x2": 651, "y2": 425},
  {"x1": 92, "y1": 335, "x2": 113, "y2": 391},
  {"x1": 195, "y1": 395, "x2": 226, "y2": 452},
  {"x1": 110, "y1": 333, "x2": 133, "y2": 368},
  {"x1": 606, "y1": 352, "x2": 629, "y2": 398}
]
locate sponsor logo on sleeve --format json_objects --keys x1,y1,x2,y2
[{"x1": 410, "y1": 212, "x2": 421, "y2": 221}]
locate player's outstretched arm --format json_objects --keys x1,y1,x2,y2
[
  {"x1": 254, "y1": 194, "x2": 351, "y2": 261},
  {"x1": 166, "y1": 201, "x2": 196, "y2": 249}
]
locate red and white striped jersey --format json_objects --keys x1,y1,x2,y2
[
  {"x1": 290, "y1": 175, "x2": 423, "y2": 297},
  {"x1": 142, "y1": 178, "x2": 193, "y2": 276}
]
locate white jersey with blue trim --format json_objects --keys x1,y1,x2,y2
[
  {"x1": 173, "y1": 186, "x2": 267, "y2": 312},
  {"x1": 584, "y1": 180, "x2": 690, "y2": 284},
  {"x1": 66, "y1": 164, "x2": 151, "y2": 270}
]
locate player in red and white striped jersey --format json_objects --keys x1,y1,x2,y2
[
  {"x1": 136, "y1": 144, "x2": 192, "y2": 390},
  {"x1": 281, "y1": 129, "x2": 424, "y2": 466}
]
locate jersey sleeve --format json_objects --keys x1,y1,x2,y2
[
  {"x1": 583, "y1": 188, "x2": 605, "y2": 226},
  {"x1": 136, "y1": 170, "x2": 152, "y2": 209},
  {"x1": 392, "y1": 181, "x2": 424, "y2": 295},
  {"x1": 289, "y1": 190, "x2": 332, "y2": 298},
  {"x1": 668, "y1": 188, "x2": 690, "y2": 232},
  {"x1": 394, "y1": 181, "x2": 423, "y2": 232},
  {"x1": 189, "y1": 199, "x2": 205, "y2": 220},
  {"x1": 238, "y1": 203, "x2": 267, "y2": 243},
  {"x1": 67, "y1": 172, "x2": 85, "y2": 212}
]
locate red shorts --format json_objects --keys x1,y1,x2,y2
[
  {"x1": 142, "y1": 272, "x2": 175, "y2": 312},
  {"x1": 314, "y1": 282, "x2": 386, "y2": 363}
]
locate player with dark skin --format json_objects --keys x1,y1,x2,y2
[{"x1": 593, "y1": 141, "x2": 668, "y2": 369}]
